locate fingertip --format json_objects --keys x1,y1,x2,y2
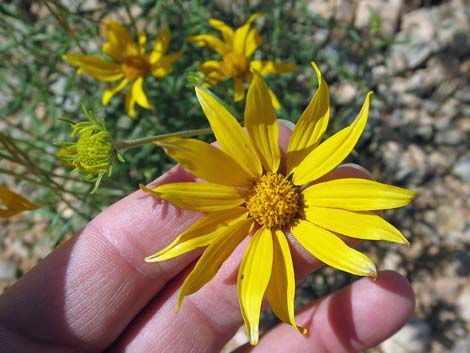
[
  {"x1": 278, "y1": 122, "x2": 293, "y2": 153},
  {"x1": 316, "y1": 163, "x2": 374, "y2": 183},
  {"x1": 374, "y1": 270, "x2": 415, "y2": 313}
]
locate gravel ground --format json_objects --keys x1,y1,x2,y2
[{"x1": 1, "y1": 1, "x2": 469, "y2": 352}]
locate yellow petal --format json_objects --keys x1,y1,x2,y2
[
  {"x1": 125, "y1": 89, "x2": 136, "y2": 118},
  {"x1": 234, "y1": 13, "x2": 263, "y2": 56},
  {"x1": 303, "y1": 178, "x2": 416, "y2": 211},
  {"x1": 151, "y1": 50, "x2": 182, "y2": 77},
  {"x1": 145, "y1": 207, "x2": 248, "y2": 262},
  {"x1": 137, "y1": 31, "x2": 147, "y2": 55},
  {"x1": 0, "y1": 210, "x2": 18, "y2": 218},
  {"x1": 195, "y1": 86, "x2": 262, "y2": 177},
  {"x1": 177, "y1": 218, "x2": 254, "y2": 310},
  {"x1": 287, "y1": 62, "x2": 330, "y2": 175},
  {"x1": 245, "y1": 73, "x2": 280, "y2": 172},
  {"x1": 102, "y1": 78, "x2": 129, "y2": 105},
  {"x1": 102, "y1": 20, "x2": 139, "y2": 59},
  {"x1": 305, "y1": 207, "x2": 409, "y2": 245},
  {"x1": 63, "y1": 54, "x2": 123, "y2": 82},
  {"x1": 155, "y1": 137, "x2": 253, "y2": 187},
  {"x1": 205, "y1": 72, "x2": 226, "y2": 85},
  {"x1": 0, "y1": 186, "x2": 39, "y2": 218},
  {"x1": 266, "y1": 229, "x2": 307, "y2": 334},
  {"x1": 199, "y1": 60, "x2": 226, "y2": 84},
  {"x1": 267, "y1": 85, "x2": 281, "y2": 110},
  {"x1": 140, "y1": 182, "x2": 245, "y2": 212},
  {"x1": 188, "y1": 34, "x2": 227, "y2": 55},
  {"x1": 291, "y1": 220, "x2": 377, "y2": 277},
  {"x1": 208, "y1": 18, "x2": 234, "y2": 47},
  {"x1": 131, "y1": 77, "x2": 153, "y2": 109},
  {"x1": 250, "y1": 60, "x2": 296, "y2": 75},
  {"x1": 233, "y1": 78, "x2": 245, "y2": 102},
  {"x1": 238, "y1": 226, "x2": 273, "y2": 345},
  {"x1": 149, "y1": 27, "x2": 170, "y2": 63},
  {"x1": 200, "y1": 60, "x2": 225, "y2": 74},
  {"x1": 244, "y1": 28, "x2": 262, "y2": 57},
  {"x1": 292, "y1": 92, "x2": 373, "y2": 185}
]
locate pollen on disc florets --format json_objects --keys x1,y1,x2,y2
[
  {"x1": 122, "y1": 55, "x2": 150, "y2": 81},
  {"x1": 245, "y1": 172, "x2": 302, "y2": 229}
]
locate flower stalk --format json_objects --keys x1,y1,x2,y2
[{"x1": 114, "y1": 128, "x2": 213, "y2": 151}]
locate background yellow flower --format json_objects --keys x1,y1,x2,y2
[
  {"x1": 64, "y1": 21, "x2": 182, "y2": 118},
  {"x1": 189, "y1": 13, "x2": 296, "y2": 109}
]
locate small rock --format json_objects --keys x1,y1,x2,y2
[
  {"x1": 436, "y1": 205, "x2": 467, "y2": 245},
  {"x1": 401, "y1": 8, "x2": 435, "y2": 42},
  {"x1": 308, "y1": 0, "x2": 355, "y2": 24},
  {"x1": 371, "y1": 65, "x2": 388, "y2": 81},
  {"x1": 456, "y1": 284, "x2": 470, "y2": 323},
  {"x1": 452, "y1": 155, "x2": 470, "y2": 182},
  {"x1": 438, "y1": 97, "x2": 460, "y2": 121},
  {"x1": 387, "y1": 39, "x2": 438, "y2": 73},
  {"x1": 381, "y1": 317, "x2": 431, "y2": 353},
  {"x1": 456, "y1": 251, "x2": 470, "y2": 276},
  {"x1": 396, "y1": 144, "x2": 432, "y2": 185},
  {"x1": 433, "y1": 274, "x2": 463, "y2": 303},
  {"x1": 0, "y1": 261, "x2": 18, "y2": 281},
  {"x1": 452, "y1": 337, "x2": 470, "y2": 353},
  {"x1": 354, "y1": 0, "x2": 402, "y2": 33},
  {"x1": 429, "y1": 150, "x2": 457, "y2": 173},
  {"x1": 382, "y1": 250, "x2": 405, "y2": 274},
  {"x1": 334, "y1": 81, "x2": 358, "y2": 105},
  {"x1": 435, "y1": 129, "x2": 465, "y2": 145}
]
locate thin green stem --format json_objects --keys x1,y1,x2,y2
[
  {"x1": 42, "y1": 0, "x2": 86, "y2": 53},
  {"x1": 114, "y1": 128, "x2": 212, "y2": 151},
  {"x1": 123, "y1": 0, "x2": 139, "y2": 39}
]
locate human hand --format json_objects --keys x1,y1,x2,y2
[{"x1": 0, "y1": 127, "x2": 414, "y2": 353}]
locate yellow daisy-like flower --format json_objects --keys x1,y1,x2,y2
[
  {"x1": 0, "y1": 186, "x2": 39, "y2": 218},
  {"x1": 142, "y1": 63, "x2": 415, "y2": 345},
  {"x1": 64, "y1": 21, "x2": 182, "y2": 118},
  {"x1": 188, "y1": 13, "x2": 296, "y2": 109}
]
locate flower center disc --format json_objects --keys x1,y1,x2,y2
[
  {"x1": 76, "y1": 131, "x2": 113, "y2": 173},
  {"x1": 245, "y1": 172, "x2": 302, "y2": 229},
  {"x1": 224, "y1": 51, "x2": 249, "y2": 78},
  {"x1": 122, "y1": 55, "x2": 150, "y2": 81}
]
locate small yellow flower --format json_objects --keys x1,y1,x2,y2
[
  {"x1": 142, "y1": 63, "x2": 415, "y2": 345},
  {"x1": 188, "y1": 13, "x2": 296, "y2": 108},
  {"x1": 0, "y1": 186, "x2": 39, "y2": 218},
  {"x1": 64, "y1": 21, "x2": 182, "y2": 118}
]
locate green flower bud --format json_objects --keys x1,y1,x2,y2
[
  {"x1": 56, "y1": 102, "x2": 124, "y2": 193},
  {"x1": 75, "y1": 130, "x2": 114, "y2": 174}
]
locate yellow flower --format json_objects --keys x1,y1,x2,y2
[
  {"x1": 188, "y1": 13, "x2": 296, "y2": 109},
  {"x1": 141, "y1": 63, "x2": 415, "y2": 345},
  {"x1": 0, "y1": 186, "x2": 39, "y2": 218},
  {"x1": 64, "y1": 21, "x2": 182, "y2": 118}
]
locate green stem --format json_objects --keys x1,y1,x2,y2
[
  {"x1": 124, "y1": 0, "x2": 139, "y2": 39},
  {"x1": 114, "y1": 128, "x2": 212, "y2": 151},
  {"x1": 42, "y1": 0, "x2": 87, "y2": 54}
]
